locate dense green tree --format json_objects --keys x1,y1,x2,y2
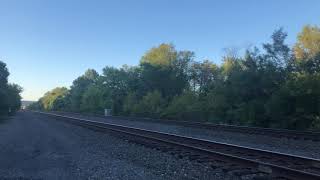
[
  {"x1": 31, "y1": 25, "x2": 320, "y2": 131},
  {"x1": 140, "y1": 44, "x2": 192, "y2": 98},
  {"x1": 0, "y1": 61, "x2": 22, "y2": 115},
  {"x1": 39, "y1": 87, "x2": 68, "y2": 111},
  {"x1": 132, "y1": 90, "x2": 165, "y2": 118},
  {"x1": 263, "y1": 28, "x2": 290, "y2": 67},
  {"x1": 68, "y1": 69, "x2": 99, "y2": 111},
  {"x1": 101, "y1": 66, "x2": 134, "y2": 115},
  {"x1": 266, "y1": 25, "x2": 320, "y2": 130},
  {"x1": 6, "y1": 84, "x2": 23, "y2": 113},
  {"x1": 163, "y1": 91, "x2": 202, "y2": 121},
  {"x1": 266, "y1": 73, "x2": 320, "y2": 130},
  {"x1": 0, "y1": 61, "x2": 9, "y2": 86},
  {"x1": 80, "y1": 84, "x2": 112, "y2": 113},
  {"x1": 122, "y1": 92, "x2": 139, "y2": 116},
  {"x1": 203, "y1": 29, "x2": 290, "y2": 126},
  {"x1": 189, "y1": 60, "x2": 220, "y2": 94},
  {"x1": 141, "y1": 43, "x2": 177, "y2": 66},
  {"x1": 0, "y1": 61, "x2": 9, "y2": 114}
]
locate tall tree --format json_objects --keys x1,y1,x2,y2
[
  {"x1": 140, "y1": 43, "x2": 192, "y2": 98},
  {"x1": 189, "y1": 60, "x2": 219, "y2": 94},
  {"x1": 0, "y1": 61, "x2": 10, "y2": 114},
  {"x1": 68, "y1": 69, "x2": 99, "y2": 111},
  {"x1": 29, "y1": 25, "x2": 320, "y2": 131},
  {"x1": 40, "y1": 87, "x2": 68, "y2": 110},
  {"x1": 101, "y1": 66, "x2": 134, "y2": 115},
  {"x1": 294, "y1": 25, "x2": 320, "y2": 60},
  {"x1": 0, "y1": 61, "x2": 22, "y2": 115},
  {"x1": 80, "y1": 83, "x2": 111, "y2": 113},
  {"x1": 263, "y1": 28, "x2": 290, "y2": 67}
]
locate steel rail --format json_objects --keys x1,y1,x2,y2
[
  {"x1": 53, "y1": 111, "x2": 320, "y2": 141},
  {"x1": 35, "y1": 111, "x2": 320, "y2": 180},
  {"x1": 106, "y1": 115, "x2": 320, "y2": 141}
]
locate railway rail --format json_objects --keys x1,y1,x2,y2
[
  {"x1": 56, "y1": 111, "x2": 320, "y2": 141},
  {"x1": 35, "y1": 111, "x2": 320, "y2": 180}
]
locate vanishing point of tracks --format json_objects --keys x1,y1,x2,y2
[{"x1": 35, "y1": 111, "x2": 320, "y2": 180}]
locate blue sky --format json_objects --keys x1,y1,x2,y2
[{"x1": 0, "y1": 0, "x2": 319, "y2": 100}]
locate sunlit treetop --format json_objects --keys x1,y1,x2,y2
[
  {"x1": 294, "y1": 25, "x2": 320, "y2": 60},
  {"x1": 83, "y1": 69, "x2": 99, "y2": 81},
  {"x1": 140, "y1": 43, "x2": 177, "y2": 67}
]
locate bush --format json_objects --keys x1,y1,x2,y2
[
  {"x1": 162, "y1": 91, "x2": 203, "y2": 121},
  {"x1": 266, "y1": 73, "x2": 320, "y2": 130},
  {"x1": 132, "y1": 90, "x2": 166, "y2": 118},
  {"x1": 80, "y1": 85, "x2": 111, "y2": 113}
]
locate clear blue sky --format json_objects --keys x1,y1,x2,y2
[{"x1": 0, "y1": 0, "x2": 319, "y2": 101}]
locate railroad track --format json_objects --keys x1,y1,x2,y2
[
  {"x1": 35, "y1": 111, "x2": 320, "y2": 180},
  {"x1": 55, "y1": 111, "x2": 320, "y2": 141}
]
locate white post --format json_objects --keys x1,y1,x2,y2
[{"x1": 104, "y1": 109, "x2": 111, "y2": 116}]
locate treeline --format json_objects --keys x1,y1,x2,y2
[
  {"x1": 29, "y1": 25, "x2": 320, "y2": 131},
  {"x1": 0, "y1": 61, "x2": 22, "y2": 115}
]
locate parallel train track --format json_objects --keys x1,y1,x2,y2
[
  {"x1": 53, "y1": 111, "x2": 320, "y2": 141},
  {"x1": 35, "y1": 111, "x2": 320, "y2": 180}
]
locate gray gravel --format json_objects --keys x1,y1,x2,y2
[
  {"x1": 0, "y1": 112, "x2": 240, "y2": 180},
  {"x1": 54, "y1": 112, "x2": 320, "y2": 159}
]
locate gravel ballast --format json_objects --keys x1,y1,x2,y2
[
  {"x1": 54, "y1": 111, "x2": 320, "y2": 159},
  {"x1": 0, "y1": 112, "x2": 240, "y2": 180}
]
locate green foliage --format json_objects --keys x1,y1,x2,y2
[
  {"x1": 163, "y1": 91, "x2": 202, "y2": 121},
  {"x1": 0, "y1": 61, "x2": 9, "y2": 86},
  {"x1": 263, "y1": 28, "x2": 290, "y2": 67},
  {"x1": 38, "y1": 87, "x2": 68, "y2": 111},
  {"x1": 189, "y1": 60, "x2": 220, "y2": 93},
  {"x1": 66, "y1": 69, "x2": 99, "y2": 111},
  {"x1": 294, "y1": 25, "x2": 320, "y2": 60},
  {"x1": 140, "y1": 44, "x2": 192, "y2": 98},
  {"x1": 80, "y1": 84, "x2": 111, "y2": 113},
  {"x1": 141, "y1": 43, "x2": 177, "y2": 67},
  {"x1": 6, "y1": 84, "x2": 23, "y2": 113},
  {"x1": 0, "y1": 61, "x2": 22, "y2": 115},
  {"x1": 131, "y1": 90, "x2": 166, "y2": 118},
  {"x1": 32, "y1": 25, "x2": 320, "y2": 131},
  {"x1": 122, "y1": 92, "x2": 138, "y2": 116},
  {"x1": 266, "y1": 73, "x2": 320, "y2": 130},
  {"x1": 102, "y1": 65, "x2": 139, "y2": 115}
]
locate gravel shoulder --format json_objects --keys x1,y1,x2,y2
[
  {"x1": 54, "y1": 111, "x2": 320, "y2": 159},
  {"x1": 0, "y1": 112, "x2": 238, "y2": 180}
]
